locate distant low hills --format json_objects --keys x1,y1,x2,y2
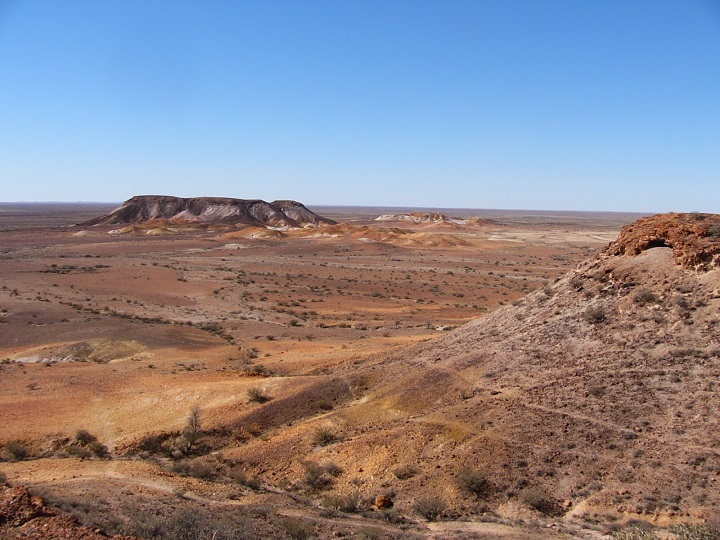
[{"x1": 81, "y1": 196, "x2": 336, "y2": 228}]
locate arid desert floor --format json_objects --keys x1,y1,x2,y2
[{"x1": 8, "y1": 204, "x2": 704, "y2": 539}]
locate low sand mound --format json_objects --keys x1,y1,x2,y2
[
  {"x1": 295, "y1": 223, "x2": 472, "y2": 247},
  {"x1": 13, "y1": 340, "x2": 147, "y2": 364}
]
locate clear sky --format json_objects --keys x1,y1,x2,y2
[{"x1": 0, "y1": 0, "x2": 718, "y2": 212}]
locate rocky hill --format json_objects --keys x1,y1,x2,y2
[
  {"x1": 221, "y1": 212, "x2": 720, "y2": 527},
  {"x1": 0, "y1": 482, "x2": 135, "y2": 539},
  {"x1": 81, "y1": 196, "x2": 336, "y2": 228}
]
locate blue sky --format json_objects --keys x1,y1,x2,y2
[{"x1": 0, "y1": 0, "x2": 718, "y2": 212}]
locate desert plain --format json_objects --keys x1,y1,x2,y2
[{"x1": 1, "y1": 202, "x2": 718, "y2": 539}]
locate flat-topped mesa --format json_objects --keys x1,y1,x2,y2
[
  {"x1": 81, "y1": 196, "x2": 336, "y2": 228},
  {"x1": 602, "y1": 212, "x2": 720, "y2": 272}
]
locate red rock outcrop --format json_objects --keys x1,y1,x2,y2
[
  {"x1": 0, "y1": 483, "x2": 135, "y2": 539},
  {"x1": 603, "y1": 212, "x2": 720, "y2": 271}
]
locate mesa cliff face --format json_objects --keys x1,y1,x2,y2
[{"x1": 81, "y1": 196, "x2": 336, "y2": 228}]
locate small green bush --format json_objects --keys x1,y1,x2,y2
[
  {"x1": 413, "y1": 496, "x2": 446, "y2": 521},
  {"x1": 708, "y1": 223, "x2": 720, "y2": 237}
]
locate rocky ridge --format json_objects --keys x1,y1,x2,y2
[
  {"x1": 0, "y1": 482, "x2": 134, "y2": 539},
  {"x1": 81, "y1": 196, "x2": 336, "y2": 229}
]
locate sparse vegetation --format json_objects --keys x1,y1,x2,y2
[
  {"x1": 393, "y1": 465, "x2": 418, "y2": 480},
  {"x1": 455, "y1": 467, "x2": 493, "y2": 499},
  {"x1": 229, "y1": 466, "x2": 261, "y2": 490},
  {"x1": 171, "y1": 458, "x2": 218, "y2": 481},
  {"x1": 671, "y1": 523, "x2": 720, "y2": 540},
  {"x1": 583, "y1": 304, "x2": 606, "y2": 323},
  {"x1": 312, "y1": 426, "x2": 338, "y2": 446},
  {"x1": 301, "y1": 460, "x2": 336, "y2": 490},
  {"x1": 74, "y1": 429, "x2": 97, "y2": 445},
  {"x1": 520, "y1": 487, "x2": 557, "y2": 515},
  {"x1": 611, "y1": 526, "x2": 659, "y2": 540},
  {"x1": 634, "y1": 288, "x2": 660, "y2": 305},
  {"x1": 247, "y1": 386, "x2": 270, "y2": 403},
  {"x1": 322, "y1": 491, "x2": 361, "y2": 513},
  {"x1": 281, "y1": 517, "x2": 314, "y2": 540},
  {"x1": 4, "y1": 441, "x2": 28, "y2": 461},
  {"x1": 413, "y1": 496, "x2": 446, "y2": 521}
]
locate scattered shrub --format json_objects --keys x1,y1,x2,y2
[
  {"x1": 455, "y1": 467, "x2": 493, "y2": 499},
  {"x1": 356, "y1": 527, "x2": 384, "y2": 540},
  {"x1": 247, "y1": 387, "x2": 270, "y2": 403},
  {"x1": 4, "y1": 441, "x2": 28, "y2": 461},
  {"x1": 671, "y1": 523, "x2": 720, "y2": 540},
  {"x1": 520, "y1": 487, "x2": 558, "y2": 515},
  {"x1": 583, "y1": 304, "x2": 606, "y2": 324},
  {"x1": 611, "y1": 526, "x2": 659, "y2": 540},
  {"x1": 172, "y1": 459, "x2": 218, "y2": 481},
  {"x1": 163, "y1": 507, "x2": 243, "y2": 540},
  {"x1": 74, "y1": 429, "x2": 97, "y2": 445},
  {"x1": 634, "y1": 288, "x2": 659, "y2": 305},
  {"x1": 67, "y1": 445, "x2": 92, "y2": 459},
  {"x1": 708, "y1": 223, "x2": 720, "y2": 237},
  {"x1": 323, "y1": 461, "x2": 343, "y2": 477},
  {"x1": 302, "y1": 460, "x2": 334, "y2": 490},
  {"x1": 137, "y1": 434, "x2": 166, "y2": 454},
  {"x1": 124, "y1": 512, "x2": 165, "y2": 538},
  {"x1": 312, "y1": 426, "x2": 338, "y2": 447},
  {"x1": 88, "y1": 441, "x2": 109, "y2": 458},
  {"x1": 322, "y1": 491, "x2": 361, "y2": 513},
  {"x1": 393, "y1": 465, "x2": 418, "y2": 480},
  {"x1": 315, "y1": 400, "x2": 333, "y2": 411},
  {"x1": 281, "y1": 517, "x2": 314, "y2": 540},
  {"x1": 413, "y1": 496, "x2": 446, "y2": 521},
  {"x1": 0, "y1": 470, "x2": 6, "y2": 484},
  {"x1": 229, "y1": 466, "x2": 261, "y2": 490}
]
